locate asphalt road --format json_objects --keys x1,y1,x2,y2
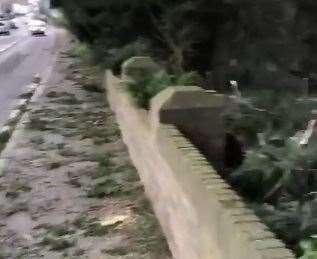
[{"x1": 0, "y1": 17, "x2": 58, "y2": 128}]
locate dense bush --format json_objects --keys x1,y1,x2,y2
[
  {"x1": 127, "y1": 70, "x2": 201, "y2": 109},
  {"x1": 225, "y1": 93, "x2": 317, "y2": 256},
  {"x1": 300, "y1": 236, "x2": 317, "y2": 259},
  {"x1": 53, "y1": 0, "x2": 317, "y2": 87},
  {"x1": 106, "y1": 40, "x2": 150, "y2": 76},
  {"x1": 71, "y1": 43, "x2": 94, "y2": 63},
  {"x1": 225, "y1": 91, "x2": 311, "y2": 146},
  {"x1": 53, "y1": 0, "x2": 234, "y2": 74}
]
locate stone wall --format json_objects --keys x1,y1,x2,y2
[{"x1": 104, "y1": 70, "x2": 295, "y2": 259}]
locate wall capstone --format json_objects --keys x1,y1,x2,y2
[{"x1": 151, "y1": 86, "x2": 227, "y2": 170}]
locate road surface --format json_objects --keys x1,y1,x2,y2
[{"x1": 0, "y1": 17, "x2": 59, "y2": 128}]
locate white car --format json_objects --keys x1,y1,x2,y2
[
  {"x1": 28, "y1": 20, "x2": 47, "y2": 36},
  {"x1": 0, "y1": 21, "x2": 10, "y2": 35}
]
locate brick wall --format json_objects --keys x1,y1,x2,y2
[{"x1": 104, "y1": 70, "x2": 295, "y2": 259}]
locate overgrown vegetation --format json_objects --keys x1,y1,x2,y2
[
  {"x1": 107, "y1": 40, "x2": 150, "y2": 75},
  {"x1": 71, "y1": 43, "x2": 93, "y2": 64},
  {"x1": 300, "y1": 236, "x2": 317, "y2": 259},
  {"x1": 225, "y1": 91, "x2": 312, "y2": 146},
  {"x1": 127, "y1": 70, "x2": 201, "y2": 109},
  {"x1": 225, "y1": 92, "x2": 317, "y2": 256},
  {"x1": 53, "y1": 0, "x2": 317, "y2": 88}
]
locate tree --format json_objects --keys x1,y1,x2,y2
[
  {"x1": 58, "y1": 0, "x2": 317, "y2": 86},
  {"x1": 57, "y1": 0, "x2": 235, "y2": 74}
]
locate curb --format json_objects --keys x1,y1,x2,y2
[{"x1": 0, "y1": 81, "x2": 40, "y2": 154}]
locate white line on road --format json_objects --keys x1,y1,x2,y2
[{"x1": 0, "y1": 41, "x2": 17, "y2": 54}]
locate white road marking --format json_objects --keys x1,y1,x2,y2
[{"x1": 0, "y1": 41, "x2": 17, "y2": 54}]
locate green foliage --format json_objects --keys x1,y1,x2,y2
[
  {"x1": 87, "y1": 177, "x2": 122, "y2": 198},
  {"x1": 226, "y1": 92, "x2": 317, "y2": 254},
  {"x1": 225, "y1": 91, "x2": 311, "y2": 145},
  {"x1": 127, "y1": 70, "x2": 199, "y2": 109},
  {"x1": 107, "y1": 40, "x2": 150, "y2": 75},
  {"x1": 300, "y1": 236, "x2": 317, "y2": 259},
  {"x1": 87, "y1": 154, "x2": 122, "y2": 198},
  {"x1": 54, "y1": 0, "x2": 237, "y2": 74},
  {"x1": 71, "y1": 43, "x2": 93, "y2": 63},
  {"x1": 233, "y1": 138, "x2": 317, "y2": 202},
  {"x1": 58, "y1": 0, "x2": 317, "y2": 86},
  {"x1": 175, "y1": 71, "x2": 202, "y2": 86},
  {"x1": 214, "y1": 0, "x2": 317, "y2": 88},
  {"x1": 40, "y1": 236, "x2": 75, "y2": 251},
  {"x1": 44, "y1": 224, "x2": 75, "y2": 237},
  {"x1": 83, "y1": 222, "x2": 109, "y2": 237},
  {"x1": 226, "y1": 92, "x2": 316, "y2": 201},
  {"x1": 253, "y1": 201, "x2": 317, "y2": 257},
  {"x1": 126, "y1": 71, "x2": 172, "y2": 109}
]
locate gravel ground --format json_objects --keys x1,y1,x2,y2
[{"x1": 0, "y1": 37, "x2": 171, "y2": 259}]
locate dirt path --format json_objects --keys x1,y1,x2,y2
[{"x1": 0, "y1": 36, "x2": 170, "y2": 259}]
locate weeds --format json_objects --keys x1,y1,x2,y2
[
  {"x1": 102, "y1": 247, "x2": 128, "y2": 256},
  {"x1": 46, "y1": 224, "x2": 75, "y2": 237},
  {"x1": 66, "y1": 177, "x2": 81, "y2": 188},
  {"x1": 87, "y1": 154, "x2": 112, "y2": 179},
  {"x1": 83, "y1": 222, "x2": 109, "y2": 236},
  {"x1": 40, "y1": 236, "x2": 75, "y2": 251},
  {"x1": 6, "y1": 202, "x2": 28, "y2": 216},
  {"x1": 46, "y1": 91, "x2": 75, "y2": 99},
  {"x1": 27, "y1": 117, "x2": 51, "y2": 131},
  {"x1": 131, "y1": 201, "x2": 170, "y2": 256},
  {"x1": 39, "y1": 223, "x2": 76, "y2": 251},
  {"x1": 93, "y1": 137, "x2": 109, "y2": 145},
  {"x1": 96, "y1": 154, "x2": 111, "y2": 168},
  {"x1": 87, "y1": 177, "x2": 122, "y2": 198},
  {"x1": 16, "y1": 248, "x2": 31, "y2": 259},
  {"x1": 71, "y1": 44, "x2": 94, "y2": 64},
  {"x1": 48, "y1": 161, "x2": 62, "y2": 170},
  {"x1": 86, "y1": 153, "x2": 125, "y2": 198},
  {"x1": 50, "y1": 96, "x2": 81, "y2": 105},
  {"x1": 72, "y1": 215, "x2": 113, "y2": 237},
  {"x1": 5, "y1": 180, "x2": 32, "y2": 199},
  {"x1": 225, "y1": 91, "x2": 317, "y2": 256}
]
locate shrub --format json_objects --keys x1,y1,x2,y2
[
  {"x1": 225, "y1": 91, "x2": 317, "y2": 254},
  {"x1": 175, "y1": 71, "x2": 202, "y2": 86},
  {"x1": 254, "y1": 202, "x2": 317, "y2": 257},
  {"x1": 300, "y1": 236, "x2": 317, "y2": 258},
  {"x1": 127, "y1": 71, "x2": 172, "y2": 109},
  {"x1": 107, "y1": 40, "x2": 150, "y2": 75},
  {"x1": 232, "y1": 138, "x2": 317, "y2": 202},
  {"x1": 126, "y1": 70, "x2": 200, "y2": 109},
  {"x1": 224, "y1": 91, "x2": 311, "y2": 146},
  {"x1": 71, "y1": 44, "x2": 94, "y2": 63}
]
